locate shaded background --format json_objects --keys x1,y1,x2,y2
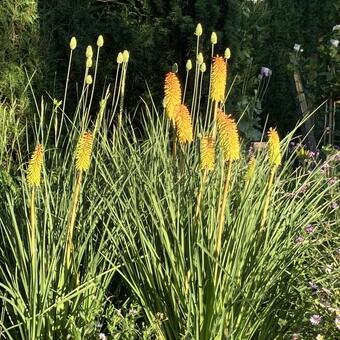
[{"x1": 1, "y1": 0, "x2": 339, "y2": 142}]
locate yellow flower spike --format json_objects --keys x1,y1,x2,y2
[
  {"x1": 86, "y1": 45, "x2": 93, "y2": 59},
  {"x1": 210, "y1": 56, "x2": 227, "y2": 103},
  {"x1": 117, "y1": 52, "x2": 123, "y2": 64},
  {"x1": 245, "y1": 156, "x2": 256, "y2": 181},
  {"x1": 97, "y1": 35, "x2": 104, "y2": 47},
  {"x1": 27, "y1": 144, "x2": 44, "y2": 187},
  {"x1": 217, "y1": 110, "x2": 240, "y2": 161},
  {"x1": 267, "y1": 128, "x2": 281, "y2": 167},
  {"x1": 164, "y1": 72, "x2": 181, "y2": 124},
  {"x1": 200, "y1": 135, "x2": 215, "y2": 171},
  {"x1": 69, "y1": 37, "x2": 77, "y2": 50},
  {"x1": 75, "y1": 131, "x2": 94, "y2": 172},
  {"x1": 86, "y1": 57, "x2": 93, "y2": 68},
  {"x1": 175, "y1": 104, "x2": 193, "y2": 144},
  {"x1": 85, "y1": 75, "x2": 93, "y2": 85},
  {"x1": 186, "y1": 59, "x2": 192, "y2": 71},
  {"x1": 211, "y1": 32, "x2": 218, "y2": 45},
  {"x1": 195, "y1": 23, "x2": 203, "y2": 37}
]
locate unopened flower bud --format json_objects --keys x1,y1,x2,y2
[
  {"x1": 196, "y1": 52, "x2": 204, "y2": 65},
  {"x1": 86, "y1": 57, "x2": 93, "y2": 68},
  {"x1": 97, "y1": 35, "x2": 104, "y2": 47},
  {"x1": 211, "y1": 32, "x2": 217, "y2": 45},
  {"x1": 122, "y1": 50, "x2": 129, "y2": 63},
  {"x1": 86, "y1": 45, "x2": 93, "y2": 59},
  {"x1": 186, "y1": 59, "x2": 192, "y2": 71},
  {"x1": 195, "y1": 23, "x2": 203, "y2": 37},
  {"x1": 225, "y1": 48, "x2": 231, "y2": 59},
  {"x1": 200, "y1": 62, "x2": 206, "y2": 73},
  {"x1": 86, "y1": 75, "x2": 93, "y2": 85},
  {"x1": 70, "y1": 37, "x2": 77, "y2": 50},
  {"x1": 117, "y1": 52, "x2": 123, "y2": 64}
]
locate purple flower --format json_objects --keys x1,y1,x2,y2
[
  {"x1": 305, "y1": 224, "x2": 315, "y2": 234},
  {"x1": 320, "y1": 163, "x2": 330, "y2": 171},
  {"x1": 295, "y1": 236, "x2": 304, "y2": 244},
  {"x1": 298, "y1": 185, "x2": 309, "y2": 194},
  {"x1": 331, "y1": 202, "x2": 339, "y2": 209},
  {"x1": 309, "y1": 281, "x2": 318, "y2": 294},
  {"x1": 260, "y1": 67, "x2": 272, "y2": 77},
  {"x1": 328, "y1": 177, "x2": 337, "y2": 185},
  {"x1": 310, "y1": 314, "x2": 322, "y2": 325}
]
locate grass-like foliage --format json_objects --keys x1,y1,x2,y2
[{"x1": 0, "y1": 26, "x2": 339, "y2": 339}]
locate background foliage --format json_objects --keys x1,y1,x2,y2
[{"x1": 0, "y1": 0, "x2": 339, "y2": 140}]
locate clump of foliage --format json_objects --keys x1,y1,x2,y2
[{"x1": 0, "y1": 24, "x2": 339, "y2": 340}]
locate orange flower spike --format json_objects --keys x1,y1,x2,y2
[
  {"x1": 210, "y1": 56, "x2": 227, "y2": 103},
  {"x1": 217, "y1": 110, "x2": 240, "y2": 162},
  {"x1": 164, "y1": 72, "x2": 182, "y2": 124},
  {"x1": 27, "y1": 144, "x2": 44, "y2": 187},
  {"x1": 267, "y1": 128, "x2": 281, "y2": 167},
  {"x1": 200, "y1": 136, "x2": 215, "y2": 171},
  {"x1": 175, "y1": 104, "x2": 193, "y2": 144}
]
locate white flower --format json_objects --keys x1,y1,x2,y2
[
  {"x1": 293, "y1": 43, "x2": 301, "y2": 51},
  {"x1": 335, "y1": 316, "x2": 340, "y2": 330},
  {"x1": 330, "y1": 39, "x2": 339, "y2": 47},
  {"x1": 332, "y1": 24, "x2": 340, "y2": 31}
]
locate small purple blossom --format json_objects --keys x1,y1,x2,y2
[
  {"x1": 328, "y1": 177, "x2": 338, "y2": 185},
  {"x1": 309, "y1": 281, "x2": 318, "y2": 294},
  {"x1": 295, "y1": 236, "x2": 304, "y2": 244},
  {"x1": 320, "y1": 163, "x2": 330, "y2": 171},
  {"x1": 260, "y1": 67, "x2": 272, "y2": 77},
  {"x1": 305, "y1": 224, "x2": 315, "y2": 234},
  {"x1": 298, "y1": 185, "x2": 309, "y2": 194},
  {"x1": 310, "y1": 314, "x2": 322, "y2": 325},
  {"x1": 331, "y1": 202, "x2": 339, "y2": 209}
]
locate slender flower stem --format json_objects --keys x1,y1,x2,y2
[
  {"x1": 65, "y1": 171, "x2": 83, "y2": 269},
  {"x1": 212, "y1": 101, "x2": 219, "y2": 138},
  {"x1": 62, "y1": 50, "x2": 73, "y2": 114},
  {"x1": 183, "y1": 70, "x2": 189, "y2": 104},
  {"x1": 195, "y1": 170, "x2": 207, "y2": 218},
  {"x1": 216, "y1": 161, "x2": 232, "y2": 256},
  {"x1": 261, "y1": 166, "x2": 276, "y2": 229},
  {"x1": 29, "y1": 186, "x2": 37, "y2": 339},
  {"x1": 88, "y1": 46, "x2": 101, "y2": 114},
  {"x1": 110, "y1": 64, "x2": 121, "y2": 122},
  {"x1": 30, "y1": 186, "x2": 36, "y2": 258},
  {"x1": 204, "y1": 44, "x2": 215, "y2": 130}
]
